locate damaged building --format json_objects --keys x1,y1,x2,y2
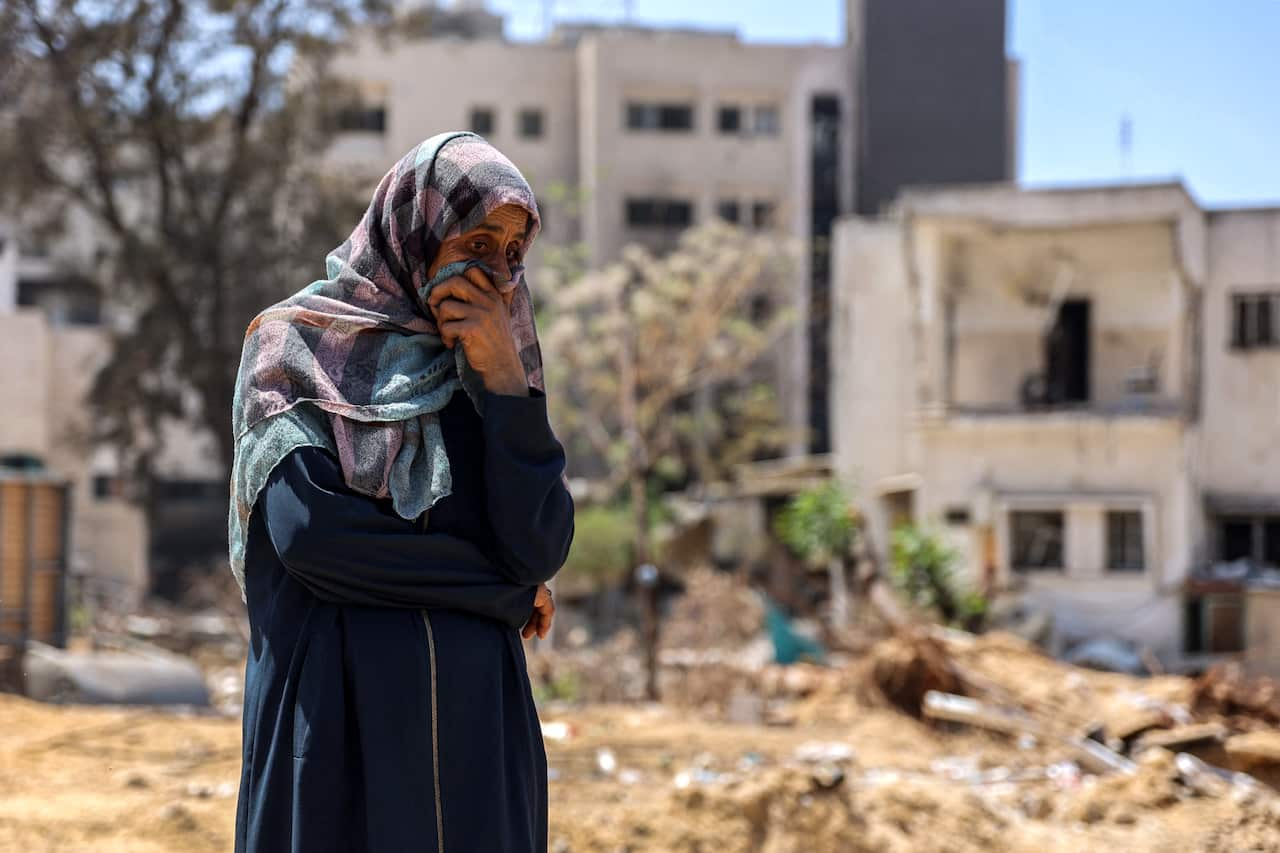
[{"x1": 833, "y1": 181, "x2": 1280, "y2": 671}]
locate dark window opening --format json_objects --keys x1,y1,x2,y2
[
  {"x1": 1231, "y1": 292, "x2": 1280, "y2": 350},
  {"x1": 717, "y1": 106, "x2": 741, "y2": 133},
  {"x1": 716, "y1": 200, "x2": 740, "y2": 223},
  {"x1": 1221, "y1": 518, "x2": 1254, "y2": 562},
  {"x1": 0, "y1": 453, "x2": 45, "y2": 471},
  {"x1": 945, "y1": 506, "x2": 971, "y2": 526},
  {"x1": 807, "y1": 93, "x2": 841, "y2": 454},
  {"x1": 470, "y1": 107, "x2": 495, "y2": 136},
  {"x1": 93, "y1": 475, "x2": 125, "y2": 500},
  {"x1": 1217, "y1": 515, "x2": 1280, "y2": 566},
  {"x1": 334, "y1": 104, "x2": 385, "y2": 133},
  {"x1": 625, "y1": 197, "x2": 694, "y2": 229},
  {"x1": 1107, "y1": 510, "x2": 1144, "y2": 572},
  {"x1": 625, "y1": 102, "x2": 694, "y2": 132},
  {"x1": 1045, "y1": 299, "x2": 1090, "y2": 405},
  {"x1": 17, "y1": 277, "x2": 102, "y2": 325},
  {"x1": 752, "y1": 201, "x2": 776, "y2": 229},
  {"x1": 1010, "y1": 510, "x2": 1064, "y2": 571},
  {"x1": 518, "y1": 108, "x2": 544, "y2": 139},
  {"x1": 1267, "y1": 520, "x2": 1280, "y2": 564}
]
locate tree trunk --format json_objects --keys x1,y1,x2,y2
[
  {"x1": 617, "y1": 270, "x2": 659, "y2": 701},
  {"x1": 828, "y1": 556, "x2": 849, "y2": 630}
]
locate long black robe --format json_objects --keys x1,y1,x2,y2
[{"x1": 234, "y1": 386, "x2": 574, "y2": 853}]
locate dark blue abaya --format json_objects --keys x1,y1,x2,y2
[{"x1": 234, "y1": 386, "x2": 574, "y2": 853}]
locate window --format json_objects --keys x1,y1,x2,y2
[
  {"x1": 717, "y1": 106, "x2": 741, "y2": 133},
  {"x1": 1107, "y1": 511, "x2": 1145, "y2": 572},
  {"x1": 752, "y1": 104, "x2": 781, "y2": 135},
  {"x1": 0, "y1": 453, "x2": 44, "y2": 472},
  {"x1": 625, "y1": 102, "x2": 694, "y2": 132},
  {"x1": 1217, "y1": 515, "x2": 1280, "y2": 565},
  {"x1": 1010, "y1": 510, "x2": 1064, "y2": 571},
  {"x1": 518, "y1": 108, "x2": 544, "y2": 139},
  {"x1": 625, "y1": 197, "x2": 694, "y2": 229},
  {"x1": 334, "y1": 104, "x2": 386, "y2": 133},
  {"x1": 1231, "y1": 292, "x2": 1280, "y2": 350},
  {"x1": 716, "y1": 200, "x2": 740, "y2": 224},
  {"x1": 93, "y1": 475, "x2": 125, "y2": 500},
  {"x1": 470, "y1": 107, "x2": 495, "y2": 136},
  {"x1": 945, "y1": 507, "x2": 972, "y2": 526},
  {"x1": 751, "y1": 201, "x2": 776, "y2": 229}
]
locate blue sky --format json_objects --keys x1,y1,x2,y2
[{"x1": 489, "y1": 0, "x2": 1280, "y2": 208}]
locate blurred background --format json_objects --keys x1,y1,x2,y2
[{"x1": 1, "y1": 0, "x2": 1278, "y2": 850}]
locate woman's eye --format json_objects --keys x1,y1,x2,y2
[{"x1": 469, "y1": 241, "x2": 487, "y2": 253}]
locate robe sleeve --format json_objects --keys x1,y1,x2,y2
[
  {"x1": 257, "y1": 445, "x2": 538, "y2": 630},
  {"x1": 481, "y1": 387, "x2": 576, "y2": 586}
]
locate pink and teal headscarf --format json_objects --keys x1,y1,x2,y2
[{"x1": 227, "y1": 131, "x2": 543, "y2": 598}]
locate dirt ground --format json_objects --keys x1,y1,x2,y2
[{"x1": 2, "y1": 685, "x2": 1278, "y2": 852}]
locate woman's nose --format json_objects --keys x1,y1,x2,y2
[{"x1": 489, "y1": 253, "x2": 512, "y2": 285}]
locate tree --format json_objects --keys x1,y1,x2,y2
[
  {"x1": 0, "y1": 0, "x2": 387, "y2": 491},
  {"x1": 541, "y1": 221, "x2": 799, "y2": 697},
  {"x1": 773, "y1": 479, "x2": 858, "y2": 629},
  {"x1": 889, "y1": 524, "x2": 987, "y2": 631}
]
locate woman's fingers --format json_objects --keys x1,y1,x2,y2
[
  {"x1": 433, "y1": 298, "x2": 475, "y2": 323},
  {"x1": 438, "y1": 317, "x2": 478, "y2": 348},
  {"x1": 427, "y1": 275, "x2": 493, "y2": 315},
  {"x1": 462, "y1": 265, "x2": 499, "y2": 294}
]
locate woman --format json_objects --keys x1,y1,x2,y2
[{"x1": 228, "y1": 131, "x2": 575, "y2": 853}]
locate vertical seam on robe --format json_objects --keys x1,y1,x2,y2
[{"x1": 422, "y1": 611, "x2": 446, "y2": 853}]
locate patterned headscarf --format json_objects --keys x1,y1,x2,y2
[{"x1": 227, "y1": 131, "x2": 543, "y2": 598}]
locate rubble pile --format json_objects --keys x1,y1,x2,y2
[
  {"x1": 658, "y1": 567, "x2": 766, "y2": 651},
  {"x1": 1194, "y1": 661, "x2": 1280, "y2": 727}
]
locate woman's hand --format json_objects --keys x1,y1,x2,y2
[
  {"x1": 427, "y1": 267, "x2": 528, "y2": 397},
  {"x1": 520, "y1": 583, "x2": 555, "y2": 640}
]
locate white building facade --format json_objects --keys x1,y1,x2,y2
[
  {"x1": 322, "y1": 17, "x2": 857, "y2": 453},
  {"x1": 832, "y1": 181, "x2": 1280, "y2": 668}
]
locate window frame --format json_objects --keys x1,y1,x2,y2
[
  {"x1": 1230, "y1": 290, "x2": 1280, "y2": 350},
  {"x1": 518, "y1": 107, "x2": 544, "y2": 140},
  {"x1": 624, "y1": 197, "x2": 695, "y2": 229},
  {"x1": 752, "y1": 104, "x2": 781, "y2": 136},
  {"x1": 1009, "y1": 509, "x2": 1066, "y2": 573},
  {"x1": 1106, "y1": 510, "x2": 1145, "y2": 572},
  {"x1": 717, "y1": 105, "x2": 742, "y2": 134},
  {"x1": 625, "y1": 101, "x2": 695, "y2": 133},
  {"x1": 469, "y1": 107, "x2": 496, "y2": 136}
]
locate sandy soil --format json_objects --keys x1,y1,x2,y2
[{"x1": 2, "y1": 688, "x2": 1278, "y2": 853}]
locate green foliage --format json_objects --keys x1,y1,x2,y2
[
  {"x1": 558, "y1": 505, "x2": 634, "y2": 590},
  {"x1": 773, "y1": 480, "x2": 858, "y2": 566},
  {"x1": 889, "y1": 524, "x2": 987, "y2": 629},
  {"x1": 532, "y1": 668, "x2": 582, "y2": 704}
]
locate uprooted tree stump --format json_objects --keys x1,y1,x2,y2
[{"x1": 868, "y1": 630, "x2": 967, "y2": 717}]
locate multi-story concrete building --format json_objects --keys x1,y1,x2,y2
[
  {"x1": 321, "y1": 0, "x2": 1012, "y2": 454},
  {"x1": 323, "y1": 15, "x2": 856, "y2": 455},
  {"x1": 0, "y1": 224, "x2": 149, "y2": 605},
  {"x1": 832, "y1": 180, "x2": 1280, "y2": 669},
  {"x1": 0, "y1": 0, "x2": 1014, "y2": 599}
]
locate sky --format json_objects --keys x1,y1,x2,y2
[{"x1": 487, "y1": 0, "x2": 1280, "y2": 208}]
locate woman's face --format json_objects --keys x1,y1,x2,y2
[{"x1": 426, "y1": 203, "x2": 531, "y2": 297}]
